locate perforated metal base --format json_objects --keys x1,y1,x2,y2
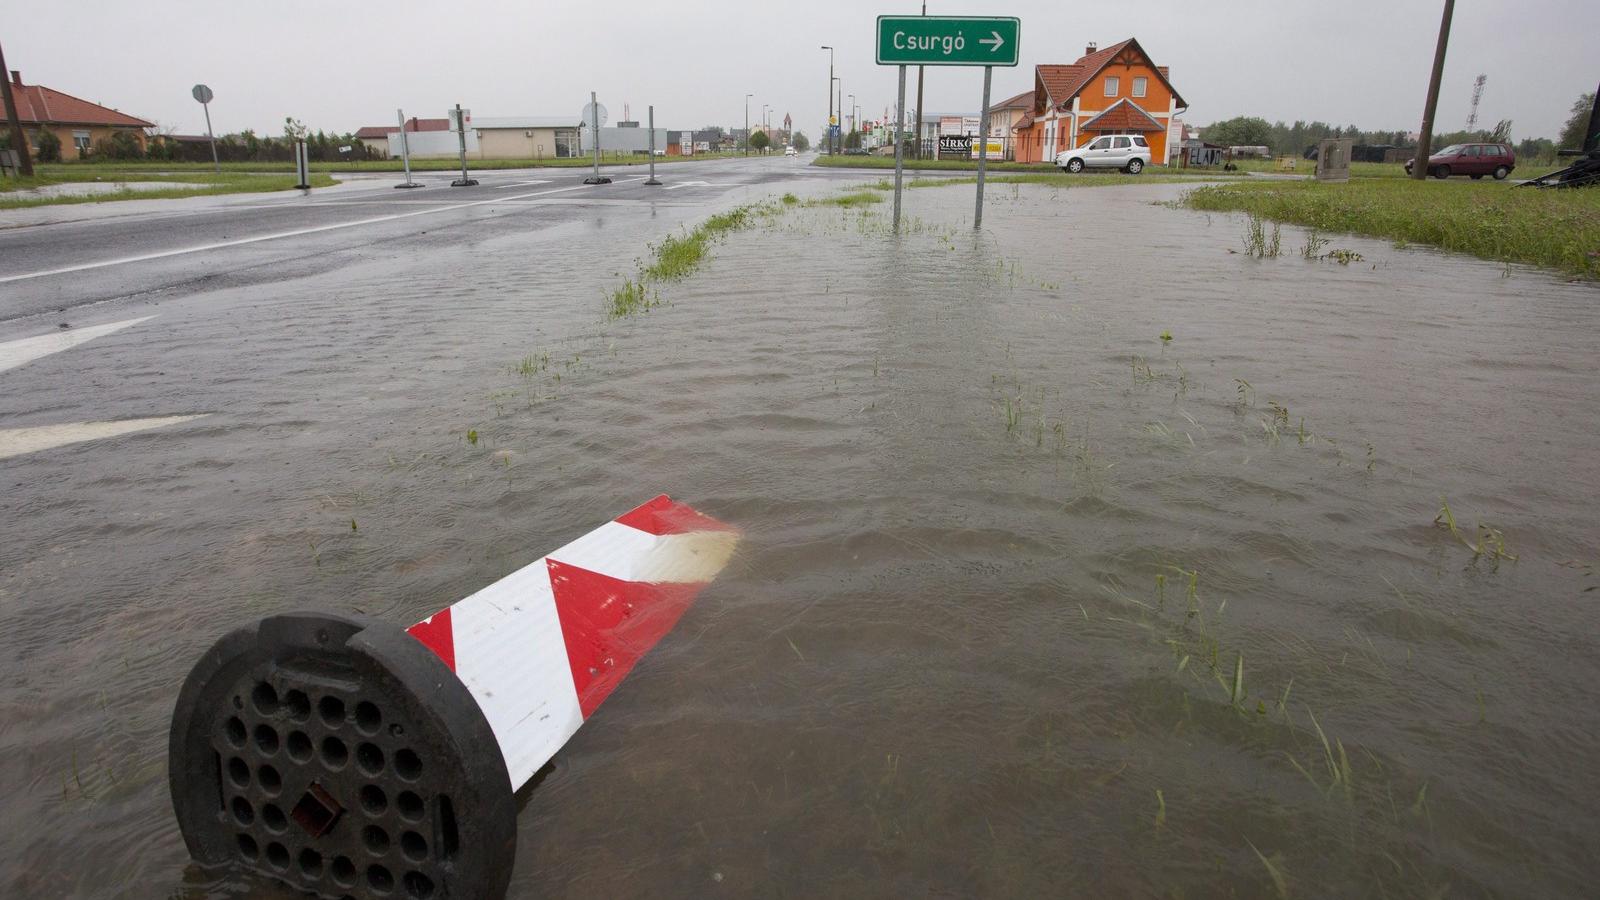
[{"x1": 170, "y1": 613, "x2": 515, "y2": 899}]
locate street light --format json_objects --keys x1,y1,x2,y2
[
  {"x1": 744, "y1": 92, "x2": 753, "y2": 157},
  {"x1": 820, "y1": 45, "x2": 834, "y2": 154},
  {"x1": 848, "y1": 93, "x2": 856, "y2": 143}
]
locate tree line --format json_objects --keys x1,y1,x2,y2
[
  {"x1": 1201, "y1": 91, "x2": 1595, "y2": 163},
  {"x1": 0, "y1": 124, "x2": 384, "y2": 163}
]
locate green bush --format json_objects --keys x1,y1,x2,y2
[{"x1": 34, "y1": 129, "x2": 61, "y2": 162}]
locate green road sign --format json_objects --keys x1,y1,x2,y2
[{"x1": 875, "y1": 15, "x2": 1020, "y2": 67}]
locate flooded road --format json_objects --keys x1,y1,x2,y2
[{"x1": 3, "y1": 177, "x2": 1597, "y2": 897}]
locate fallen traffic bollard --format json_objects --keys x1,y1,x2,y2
[{"x1": 169, "y1": 495, "x2": 739, "y2": 899}]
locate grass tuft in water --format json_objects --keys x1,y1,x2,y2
[{"x1": 806, "y1": 190, "x2": 885, "y2": 208}]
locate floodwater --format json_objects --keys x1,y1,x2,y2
[{"x1": 3, "y1": 180, "x2": 1598, "y2": 898}]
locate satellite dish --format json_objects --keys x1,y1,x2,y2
[
  {"x1": 581, "y1": 101, "x2": 608, "y2": 129},
  {"x1": 192, "y1": 84, "x2": 214, "y2": 105}
]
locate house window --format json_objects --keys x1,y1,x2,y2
[
  {"x1": 1104, "y1": 77, "x2": 1120, "y2": 97},
  {"x1": 73, "y1": 131, "x2": 91, "y2": 154},
  {"x1": 1132, "y1": 77, "x2": 1147, "y2": 98}
]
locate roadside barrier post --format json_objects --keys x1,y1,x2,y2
[
  {"x1": 169, "y1": 495, "x2": 738, "y2": 899},
  {"x1": 394, "y1": 108, "x2": 422, "y2": 190},
  {"x1": 294, "y1": 139, "x2": 310, "y2": 191},
  {"x1": 450, "y1": 103, "x2": 478, "y2": 187},
  {"x1": 646, "y1": 105, "x2": 662, "y2": 186}
]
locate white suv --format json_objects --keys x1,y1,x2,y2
[{"x1": 1055, "y1": 135, "x2": 1152, "y2": 174}]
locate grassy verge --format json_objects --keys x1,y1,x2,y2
[
  {"x1": 1182, "y1": 178, "x2": 1600, "y2": 279},
  {"x1": 0, "y1": 172, "x2": 338, "y2": 209}
]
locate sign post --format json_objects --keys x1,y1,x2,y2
[
  {"x1": 191, "y1": 84, "x2": 220, "y2": 175},
  {"x1": 874, "y1": 15, "x2": 1020, "y2": 231},
  {"x1": 974, "y1": 66, "x2": 993, "y2": 229},
  {"x1": 893, "y1": 66, "x2": 906, "y2": 228},
  {"x1": 449, "y1": 104, "x2": 478, "y2": 187},
  {"x1": 394, "y1": 108, "x2": 422, "y2": 189}
]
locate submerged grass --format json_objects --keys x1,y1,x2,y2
[
  {"x1": 1184, "y1": 178, "x2": 1600, "y2": 278},
  {"x1": 806, "y1": 190, "x2": 885, "y2": 208},
  {"x1": 605, "y1": 203, "x2": 768, "y2": 318}
]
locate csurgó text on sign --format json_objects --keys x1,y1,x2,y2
[{"x1": 875, "y1": 16, "x2": 1021, "y2": 67}]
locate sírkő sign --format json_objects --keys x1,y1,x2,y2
[
  {"x1": 876, "y1": 16, "x2": 1020, "y2": 67},
  {"x1": 939, "y1": 135, "x2": 973, "y2": 159}
]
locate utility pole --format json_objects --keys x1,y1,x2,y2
[
  {"x1": 836, "y1": 77, "x2": 843, "y2": 153},
  {"x1": 1411, "y1": 0, "x2": 1454, "y2": 180},
  {"x1": 913, "y1": 0, "x2": 926, "y2": 159},
  {"x1": 744, "y1": 92, "x2": 753, "y2": 156},
  {"x1": 0, "y1": 39, "x2": 36, "y2": 176},
  {"x1": 821, "y1": 45, "x2": 834, "y2": 155}
]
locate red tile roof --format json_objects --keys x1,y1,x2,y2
[
  {"x1": 1036, "y1": 64, "x2": 1086, "y2": 109},
  {"x1": 2, "y1": 79, "x2": 153, "y2": 128},
  {"x1": 1034, "y1": 39, "x2": 1186, "y2": 112},
  {"x1": 1080, "y1": 99, "x2": 1165, "y2": 133},
  {"x1": 354, "y1": 126, "x2": 390, "y2": 139}
]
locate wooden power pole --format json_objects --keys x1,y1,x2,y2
[
  {"x1": 1411, "y1": 0, "x2": 1454, "y2": 180},
  {"x1": 0, "y1": 38, "x2": 35, "y2": 177}
]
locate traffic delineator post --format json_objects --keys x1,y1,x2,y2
[{"x1": 170, "y1": 495, "x2": 738, "y2": 898}]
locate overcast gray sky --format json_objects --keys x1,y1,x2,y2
[{"x1": 5, "y1": 0, "x2": 1594, "y2": 141}]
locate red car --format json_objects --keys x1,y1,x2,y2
[{"x1": 1405, "y1": 142, "x2": 1516, "y2": 180}]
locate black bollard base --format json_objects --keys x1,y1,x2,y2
[{"x1": 169, "y1": 612, "x2": 515, "y2": 899}]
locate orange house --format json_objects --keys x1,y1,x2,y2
[{"x1": 1013, "y1": 39, "x2": 1187, "y2": 166}]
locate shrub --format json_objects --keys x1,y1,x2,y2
[{"x1": 34, "y1": 129, "x2": 61, "y2": 162}]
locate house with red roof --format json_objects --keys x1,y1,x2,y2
[
  {"x1": 2, "y1": 70, "x2": 154, "y2": 160},
  {"x1": 1012, "y1": 39, "x2": 1187, "y2": 166}
]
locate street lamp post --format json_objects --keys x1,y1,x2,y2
[
  {"x1": 744, "y1": 92, "x2": 753, "y2": 156},
  {"x1": 848, "y1": 93, "x2": 856, "y2": 144}
]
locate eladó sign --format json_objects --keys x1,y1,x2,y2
[{"x1": 875, "y1": 16, "x2": 1020, "y2": 67}]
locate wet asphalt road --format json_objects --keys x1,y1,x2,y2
[{"x1": 0, "y1": 155, "x2": 858, "y2": 325}]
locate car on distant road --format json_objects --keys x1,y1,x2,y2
[
  {"x1": 1055, "y1": 135, "x2": 1151, "y2": 174},
  {"x1": 785, "y1": 145, "x2": 797, "y2": 156},
  {"x1": 1405, "y1": 143, "x2": 1515, "y2": 180}
]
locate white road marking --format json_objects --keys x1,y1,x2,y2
[
  {"x1": 0, "y1": 180, "x2": 640, "y2": 284},
  {"x1": 505, "y1": 180, "x2": 553, "y2": 187},
  {"x1": 663, "y1": 181, "x2": 741, "y2": 190},
  {"x1": 0, "y1": 316, "x2": 155, "y2": 373},
  {"x1": 0, "y1": 414, "x2": 207, "y2": 460}
]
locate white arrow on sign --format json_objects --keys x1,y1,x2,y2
[{"x1": 979, "y1": 31, "x2": 1005, "y2": 52}]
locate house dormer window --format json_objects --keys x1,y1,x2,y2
[
  {"x1": 1104, "y1": 77, "x2": 1120, "y2": 97},
  {"x1": 1133, "y1": 76, "x2": 1147, "y2": 98}
]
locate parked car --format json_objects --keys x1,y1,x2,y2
[
  {"x1": 1404, "y1": 143, "x2": 1515, "y2": 180},
  {"x1": 1056, "y1": 134, "x2": 1152, "y2": 174},
  {"x1": 785, "y1": 145, "x2": 797, "y2": 157}
]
